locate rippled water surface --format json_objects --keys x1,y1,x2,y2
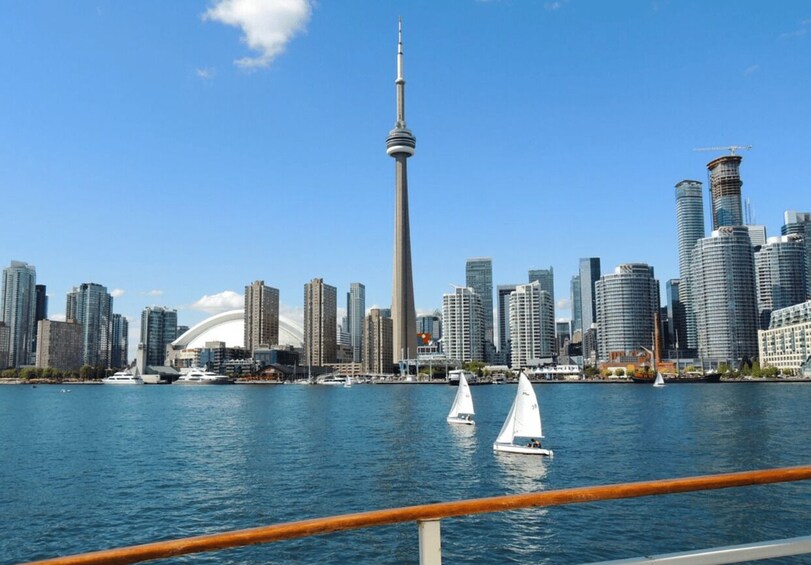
[{"x1": 1, "y1": 382, "x2": 810, "y2": 564}]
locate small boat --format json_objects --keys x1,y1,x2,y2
[
  {"x1": 175, "y1": 367, "x2": 233, "y2": 385},
  {"x1": 344, "y1": 375, "x2": 353, "y2": 388},
  {"x1": 447, "y1": 369, "x2": 477, "y2": 386},
  {"x1": 447, "y1": 372, "x2": 475, "y2": 425},
  {"x1": 653, "y1": 371, "x2": 665, "y2": 388},
  {"x1": 493, "y1": 372, "x2": 552, "y2": 456},
  {"x1": 318, "y1": 374, "x2": 347, "y2": 386},
  {"x1": 102, "y1": 369, "x2": 144, "y2": 385}
]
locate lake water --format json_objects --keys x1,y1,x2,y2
[{"x1": 1, "y1": 382, "x2": 809, "y2": 564}]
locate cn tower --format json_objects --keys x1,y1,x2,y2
[{"x1": 386, "y1": 18, "x2": 417, "y2": 365}]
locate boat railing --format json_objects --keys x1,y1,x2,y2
[{"x1": 24, "y1": 465, "x2": 811, "y2": 565}]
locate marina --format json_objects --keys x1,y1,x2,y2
[{"x1": 2, "y1": 382, "x2": 810, "y2": 563}]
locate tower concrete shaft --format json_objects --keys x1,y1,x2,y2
[{"x1": 386, "y1": 19, "x2": 417, "y2": 364}]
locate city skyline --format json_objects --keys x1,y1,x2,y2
[{"x1": 3, "y1": 2, "x2": 811, "y2": 355}]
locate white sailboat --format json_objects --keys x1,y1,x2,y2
[
  {"x1": 493, "y1": 372, "x2": 552, "y2": 456},
  {"x1": 653, "y1": 371, "x2": 665, "y2": 388},
  {"x1": 447, "y1": 372, "x2": 475, "y2": 425}
]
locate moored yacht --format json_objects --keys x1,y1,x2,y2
[
  {"x1": 102, "y1": 369, "x2": 144, "y2": 385},
  {"x1": 175, "y1": 367, "x2": 233, "y2": 385}
]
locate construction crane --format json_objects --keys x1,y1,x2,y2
[{"x1": 693, "y1": 145, "x2": 753, "y2": 156}]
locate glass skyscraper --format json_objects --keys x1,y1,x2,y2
[
  {"x1": 67, "y1": 282, "x2": 114, "y2": 367},
  {"x1": 140, "y1": 306, "x2": 177, "y2": 367},
  {"x1": 782, "y1": 210, "x2": 811, "y2": 299},
  {"x1": 708, "y1": 155, "x2": 744, "y2": 229},
  {"x1": 675, "y1": 179, "x2": 705, "y2": 351},
  {"x1": 466, "y1": 257, "x2": 494, "y2": 361},
  {"x1": 1, "y1": 260, "x2": 37, "y2": 367},
  {"x1": 347, "y1": 282, "x2": 365, "y2": 363},
  {"x1": 754, "y1": 235, "x2": 807, "y2": 329}
]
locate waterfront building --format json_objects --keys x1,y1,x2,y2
[
  {"x1": 386, "y1": 19, "x2": 418, "y2": 365},
  {"x1": 111, "y1": 314, "x2": 128, "y2": 368},
  {"x1": 691, "y1": 227, "x2": 759, "y2": 368},
  {"x1": 32, "y1": 284, "x2": 47, "y2": 359},
  {"x1": 244, "y1": 280, "x2": 280, "y2": 355},
  {"x1": 0, "y1": 322, "x2": 9, "y2": 369},
  {"x1": 674, "y1": 180, "x2": 705, "y2": 351},
  {"x1": 442, "y1": 287, "x2": 485, "y2": 363},
  {"x1": 707, "y1": 155, "x2": 744, "y2": 229},
  {"x1": 347, "y1": 283, "x2": 365, "y2": 363},
  {"x1": 508, "y1": 281, "x2": 554, "y2": 370},
  {"x1": 528, "y1": 267, "x2": 555, "y2": 319},
  {"x1": 579, "y1": 258, "x2": 601, "y2": 359},
  {"x1": 304, "y1": 278, "x2": 337, "y2": 367},
  {"x1": 35, "y1": 320, "x2": 83, "y2": 371},
  {"x1": 665, "y1": 279, "x2": 687, "y2": 356},
  {"x1": 782, "y1": 210, "x2": 811, "y2": 299},
  {"x1": 363, "y1": 308, "x2": 393, "y2": 374},
  {"x1": 1, "y1": 261, "x2": 37, "y2": 367},
  {"x1": 754, "y1": 235, "x2": 807, "y2": 329},
  {"x1": 556, "y1": 320, "x2": 571, "y2": 357},
  {"x1": 758, "y1": 300, "x2": 811, "y2": 371},
  {"x1": 417, "y1": 312, "x2": 441, "y2": 347},
  {"x1": 466, "y1": 257, "x2": 495, "y2": 361},
  {"x1": 138, "y1": 306, "x2": 177, "y2": 369},
  {"x1": 594, "y1": 264, "x2": 659, "y2": 362},
  {"x1": 570, "y1": 275, "x2": 582, "y2": 335},
  {"x1": 199, "y1": 341, "x2": 249, "y2": 375},
  {"x1": 66, "y1": 282, "x2": 114, "y2": 367},
  {"x1": 497, "y1": 284, "x2": 517, "y2": 365}
]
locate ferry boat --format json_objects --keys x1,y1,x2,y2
[
  {"x1": 317, "y1": 374, "x2": 347, "y2": 386},
  {"x1": 446, "y1": 369, "x2": 476, "y2": 386},
  {"x1": 175, "y1": 368, "x2": 233, "y2": 385},
  {"x1": 102, "y1": 369, "x2": 144, "y2": 385}
]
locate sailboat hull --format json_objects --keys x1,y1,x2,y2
[
  {"x1": 493, "y1": 443, "x2": 553, "y2": 456},
  {"x1": 447, "y1": 416, "x2": 475, "y2": 425}
]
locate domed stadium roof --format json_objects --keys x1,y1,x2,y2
[{"x1": 172, "y1": 309, "x2": 303, "y2": 349}]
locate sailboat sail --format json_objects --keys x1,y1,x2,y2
[
  {"x1": 448, "y1": 373, "x2": 475, "y2": 420},
  {"x1": 496, "y1": 373, "x2": 543, "y2": 442},
  {"x1": 653, "y1": 371, "x2": 665, "y2": 387}
]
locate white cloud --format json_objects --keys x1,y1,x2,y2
[
  {"x1": 556, "y1": 298, "x2": 572, "y2": 310},
  {"x1": 743, "y1": 64, "x2": 760, "y2": 77},
  {"x1": 51, "y1": 313, "x2": 66, "y2": 322},
  {"x1": 110, "y1": 288, "x2": 126, "y2": 298},
  {"x1": 196, "y1": 67, "x2": 216, "y2": 80},
  {"x1": 190, "y1": 290, "x2": 244, "y2": 313},
  {"x1": 545, "y1": 0, "x2": 569, "y2": 10},
  {"x1": 145, "y1": 289, "x2": 164, "y2": 297},
  {"x1": 204, "y1": 0, "x2": 312, "y2": 69}
]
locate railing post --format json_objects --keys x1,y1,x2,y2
[{"x1": 418, "y1": 519, "x2": 442, "y2": 565}]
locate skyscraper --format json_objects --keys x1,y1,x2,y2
[
  {"x1": 782, "y1": 210, "x2": 811, "y2": 299},
  {"x1": 497, "y1": 284, "x2": 517, "y2": 365},
  {"x1": 442, "y1": 287, "x2": 485, "y2": 363},
  {"x1": 754, "y1": 235, "x2": 807, "y2": 329},
  {"x1": 691, "y1": 227, "x2": 759, "y2": 368},
  {"x1": 139, "y1": 306, "x2": 176, "y2": 367},
  {"x1": 595, "y1": 264, "x2": 659, "y2": 362},
  {"x1": 665, "y1": 279, "x2": 686, "y2": 354},
  {"x1": 1, "y1": 261, "x2": 37, "y2": 367},
  {"x1": 66, "y1": 283, "x2": 113, "y2": 367},
  {"x1": 509, "y1": 281, "x2": 554, "y2": 370},
  {"x1": 466, "y1": 257, "x2": 494, "y2": 360},
  {"x1": 570, "y1": 274, "x2": 582, "y2": 335},
  {"x1": 304, "y1": 278, "x2": 337, "y2": 367},
  {"x1": 363, "y1": 308, "x2": 393, "y2": 374},
  {"x1": 347, "y1": 283, "x2": 365, "y2": 363},
  {"x1": 35, "y1": 320, "x2": 83, "y2": 371},
  {"x1": 32, "y1": 284, "x2": 47, "y2": 359},
  {"x1": 707, "y1": 155, "x2": 744, "y2": 229},
  {"x1": 579, "y1": 258, "x2": 601, "y2": 360},
  {"x1": 386, "y1": 19, "x2": 418, "y2": 364},
  {"x1": 528, "y1": 267, "x2": 555, "y2": 318},
  {"x1": 244, "y1": 280, "x2": 280, "y2": 355},
  {"x1": 111, "y1": 314, "x2": 129, "y2": 368},
  {"x1": 675, "y1": 179, "x2": 705, "y2": 351}
]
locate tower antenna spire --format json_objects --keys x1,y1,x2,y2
[{"x1": 396, "y1": 16, "x2": 406, "y2": 127}]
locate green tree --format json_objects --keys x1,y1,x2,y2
[
  {"x1": 79, "y1": 365, "x2": 93, "y2": 380},
  {"x1": 615, "y1": 368, "x2": 625, "y2": 377},
  {"x1": 751, "y1": 360, "x2": 762, "y2": 378}
]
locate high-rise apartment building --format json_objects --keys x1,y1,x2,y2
[
  {"x1": 508, "y1": 281, "x2": 554, "y2": 370},
  {"x1": 595, "y1": 264, "x2": 659, "y2": 362},
  {"x1": 140, "y1": 306, "x2": 176, "y2": 367},
  {"x1": 244, "y1": 280, "x2": 280, "y2": 355},
  {"x1": 556, "y1": 321, "x2": 571, "y2": 356},
  {"x1": 708, "y1": 155, "x2": 744, "y2": 229},
  {"x1": 416, "y1": 312, "x2": 441, "y2": 341},
  {"x1": 747, "y1": 225, "x2": 767, "y2": 248},
  {"x1": 528, "y1": 267, "x2": 555, "y2": 317},
  {"x1": 442, "y1": 287, "x2": 485, "y2": 363},
  {"x1": 570, "y1": 275, "x2": 582, "y2": 335},
  {"x1": 754, "y1": 235, "x2": 807, "y2": 329},
  {"x1": 1, "y1": 261, "x2": 37, "y2": 367},
  {"x1": 363, "y1": 308, "x2": 393, "y2": 374},
  {"x1": 0, "y1": 322, "x2": 9, "y2": 369},
  {"x1": 665, "y1": 279, "x2": 687, "y2": 354},
  {"x1": 304, "y1": 278, "x2": 337, "y2": 367},
  {"x1": 691, "y1": 227, "x2": 759, "y2": 368},
  {"x1": 674, "y1": 179, "x2": 705, "y2": 351},
  {"x1": 497, "y1": 284, "x2": 517, "y2": 365},
  {"x1": 466, "y1": 257, "x2": 495, "y2": 361},
  {"x1": 66, "y1": 282, "x2": 114, "y2": 367},
  {"x1": 347, "y1": 283, "x2": 365, "y2": 363},
  {"x1": 387, "y1": 20, "x2": 418, "y2": 365},
  {"x1": 111, "y1": 314, "x2": 129, "y2": 368},
  {"x1": 32, "y1": 284, "x2": 47, "y2": 358},
  {"x1": 758, "y1": 300, "x2": 811, "y2": 371},
  {"x1": 579, "y1": 258, "x2": 601, "y2": 359},
  {"x1": 782, "y1": 210, "x2": 811, "y2": 299},
  {"x1": 35, "y1": 320, "x2": 83, "y2": 371}
]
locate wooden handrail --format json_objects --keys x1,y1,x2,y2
[{"x1": 25, "y1": 465, "x2": 811, "y2": 565}]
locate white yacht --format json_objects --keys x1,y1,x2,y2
[
  {"x1": 175, "y1": 368, "x2": 233, "y2": 385},
  {"x1": 102, "y1": 369, "x2": 144, "y2": 385},
  {"x1": 318, "y1": 374, "x2": 347, "y2": 386}
]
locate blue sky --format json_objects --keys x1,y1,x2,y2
[{"x1": 2, "y1": 1, "x2": 810, "y2": 355}]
